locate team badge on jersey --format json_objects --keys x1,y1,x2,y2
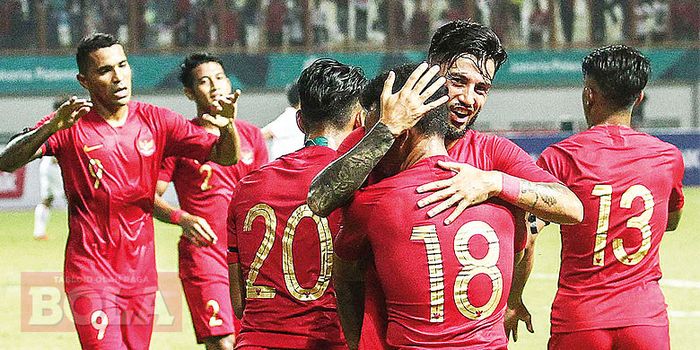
[{"x1": 138, "y1": 138, "x2": 156, "y2": 156}]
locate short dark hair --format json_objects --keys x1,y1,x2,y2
[
  {"x1": 179, "y1": 52, "x2": 225, "y2": 89},
  {"x1": 297, "y1": 58, "x2": 367, "y2": 132},
  {"x1": 582, "y1": 45, "x2": 650, "y2": 109},
  {"x1": 286, "y1": 83, "x2": 300, "y2": 107},
  {"x1": 76, "y1": 33, "x2": 121, "y2": 74},
  {"x1": 428, "y1": 20, "x2": 508, "y2": 81},
  {"x1": 362, "y1": 64, "x2": 449, "y2": 137}
]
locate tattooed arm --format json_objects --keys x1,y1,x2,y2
[
  {"x1": 416, "y1": 161, "x2": 583, "y2": 225},
  {"x1": 307, "y1": 122, "x2": 396, "y2": 217},
  {"x1": 308, "y1": 63, "x2": 448, "y2": 216}
]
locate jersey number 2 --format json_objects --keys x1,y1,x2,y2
[
  {"x1": 592, "y1": 184, "x2": 654, "y2": 266},
  {"x1": 243, "y1": 203, "x2": 333, "y2": 302}
]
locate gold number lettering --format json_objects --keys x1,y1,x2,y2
[
  {"x1": 199, "y1": 164, "x2": 214, "y2": 191},
  {"x1": 207, "y1": 300, "x2": 224, "y2": 327},
  {"x1": 412, "y1": 221, "x2": 503, "y2": 322},
  {"x1": 243, "y1": 203, "x2": 334, "y2": 302},
  {"x1": 592, "y1": 184, "x2": 655, "y2": 266}
]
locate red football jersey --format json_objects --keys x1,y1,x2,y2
[
  {"x1": 336, "y1": 155, "x2": 527, "y2": 349},
  {"x1": 159, "y1": 118, "x2": 268, "y2": 280},
  {"x1": 40, "y1": 101, "x2": 217, "y2": 295},
  {"x1": 228, "y1": 146, "x2": 347, "y2": 349},
  {"x1": 537, "y1": 125, "x2": 685, "y2": 333}
]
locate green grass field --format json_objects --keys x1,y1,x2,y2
[{"x1": 1, "y1": 188, "x2": 698, "y2": 349}]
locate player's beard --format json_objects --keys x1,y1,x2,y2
[{"x1": 445, "y1": 112, "x2": 478, "y2": 142}]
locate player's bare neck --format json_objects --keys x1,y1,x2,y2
[
  {"x1": 589, "y1": 110, "x2": 632, "y2": 129},
  {"x1": 96, "y1": 103, "x2": 129, "y2": 127},
  {"x1": 401, "y1": 135, "x2": 448, "y2": 171}
]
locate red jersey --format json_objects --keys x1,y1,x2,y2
[
  {"x1": 336, "y1": 155, "x2": 527, "y2": 349},
  {"x1": 537, "y1": 125, "x2": 685, "y2": 333},
  {"x1": 39, "y1": 101, "x2": 218, "y2": 295},
  {"x1": 159, "y1": 119, "x2": 268, "y2": 280},
  {"x1": 228, "y1": 146, "x2": 346, "y2": 349}
]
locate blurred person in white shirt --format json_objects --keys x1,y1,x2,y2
[{"x1": 262, "y1": 83, "x2": 304, "y2": 159}]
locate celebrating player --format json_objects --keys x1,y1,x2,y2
[
  {"x1": 227, "y1": 58, "x2": 367, "y2": 349},
  {"x1": 532, "y1": 45, "x2": 684, "y2": 350},
  {"x1": 307, "y1": 20, "x2": 582, "y2": 348},
  {"x1": 0, "y1": 33, "x2": 239, "y2": 349},
  {"x1": 153, "y1": 53, "x2": 268, "y2": 350},
  {"x1": 335, "y1": 63, "x2": 527, "y2": 348}
]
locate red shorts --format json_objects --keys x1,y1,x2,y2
[
  {"x1": 181, "y1": 277, "x2": 238, "y2": 343},
  {"x1": 548, "y1": 325, "x2": 670, "y2": 350},
  {"x1": 67, "y1": 290, "x2": 155, "y2": 350}
]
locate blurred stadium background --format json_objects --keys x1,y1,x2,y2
[{"x1": 0, "y1": 0, "x2": 698, "y2": 348}]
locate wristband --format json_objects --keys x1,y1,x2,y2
[
  {"x1": 498, "y1": 173, "x2": 521, "y2": 204},
  {"x1": 170, "y1": 209, "x2": 185, "y2": 225}
]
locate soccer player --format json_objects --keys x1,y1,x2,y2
[
  {"x1": 227, "y1": 58, "x2": 369, "y2": 349},
  {"x1": 153, "y1": 53, "x2": 268, "y2": 350},
  {"x1": 32, "y1": 97, "x2": 68, "y2": 240},
  {"x1": 307, "y1": 20, "x2": 582, "y2": 348},
  {"x1": 534, "y1": 45, "x2": 684, "y2": 350},
  {"x1": 0, "y1": 33, "x2": 239, "y2": 349},
  {"x1": 335, "y1": 63, "x2": 527, "y2": 349},
  {"x1": 262, "y1": 83, "x2": 304, "y2": 159}
]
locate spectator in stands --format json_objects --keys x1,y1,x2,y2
[
  {"x1": 409, "y1": 2, "x2": 430, "y2": 45},
  {"x1": 220, "y1": 0, "x2": 241, "y2": 47},
  {"x1": 285, "y1": 0, "x2": 304, "y2": 46},
  {"x1": 193, "y1": 1, "x2": 212, "y2": 46},
  {"x1": 670, "y1": 0, "x2": 700, "y2": 41},
  {"x1": 528, "y1": 0, "x2": 550, "y2": 48},
  {"x1": 267, "y1": 0, "x2": 286, "y2": 48},
  {"x1": 559, "y1": 0, "x2": 575, "y2": 45},
  {"x1": 173, "y1": 0, "x2": 192, "y2": 47}
]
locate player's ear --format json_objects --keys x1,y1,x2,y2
[
  {"x1": 76, "y1": 73, "x2": 88, "y2": 90},
  {"x1": 354, "y1": 108, "x2": 365, "y2": 128},
  {"x1": 635, "y1": 91, "x2": 645, "y2": 107},
  {"x1": 183, "y1": 87, "x2": 195, "y2": 101},
  {"x1": 296, "y1": 109, "x2": 306, "y2": 134}
]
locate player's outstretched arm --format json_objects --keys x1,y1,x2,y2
[
  {"x1": 153, "y1": 181, "x2": 217, "y2": 246},
  {"x1": 307, "y1": 63, "x2": 448, "y2": 217},
  {"x1": 416, "y1": 161, "x2": 584, "y2": 225},
  {"x1": 0, "y1": 97, "x2": 91, "y2": 172},
  {"x1": 505, "y1": 233, "x2": 536, "y2": 342},
  {"x1": 206, "y1": 90, "x2": 242, "y2": 166},
  {"x1": 228, "y1": 262, "x2": 246, "y2": 319}
]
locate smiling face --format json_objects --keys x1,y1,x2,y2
[
  {"x1": 77, "y1": 44, "x2": 132, "y2": 113},
  {"x1": 442, "y1": 55, "x2": 495, "y2": 141},
  {"x1": 184, "y1": 61, "x2": 232, "y2": 114}
]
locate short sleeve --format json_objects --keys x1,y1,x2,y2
[
  {"x1": 227, "y1": 189, "x2": 241, "y2": 264},
  {"x1": 162, "y1": 110, "x2": 218, "y2": 162},
  {"x1": 158, "y1": 157, "x2": 177, "y2": 183},
  {"x1": 536, "y1": 146, "x2": 569, "y2": 182},
  {"x1": 493, "y1": 136, "x2": 560, "y2": 183},
  {"x1": 334, "y1": 202, "x2": 370, "y2": 261},
  {"x1": 668, "y1": 148, "x2": 685, "y2": 213}
]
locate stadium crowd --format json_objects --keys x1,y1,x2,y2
[{"x1": 1, "y1": 0, "x2": 699, "y2": 51}]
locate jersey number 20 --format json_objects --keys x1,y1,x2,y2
[{"x1": 243, "y1": 203, "x2": 333, "y2": 302}]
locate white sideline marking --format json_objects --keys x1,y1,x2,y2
[
  {"x1": 668, "y1": 311, "x2": 700, "y2": 318},
  {"x1": 531, "y1": 273, "x2": 700, "y2": 289}
]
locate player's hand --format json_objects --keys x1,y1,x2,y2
[
  {"x1": 504, "y1": 300, "x2": 534, "y2": 342},
  {"x1": 179, "y1": 213, "x2": 218, "y2": 247},
  {"x1": 50, "y1": 96, "x2": 93, "y2": 131},
  {"x1": 416, "y1": 161, "x2": 501, "y2": 225},
  {"x1": 379, "y1": 62, "x2": 448, "y2": 137},
  {"x1": 204, "y1": 90, "x2": 241, "y2": 128}
]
